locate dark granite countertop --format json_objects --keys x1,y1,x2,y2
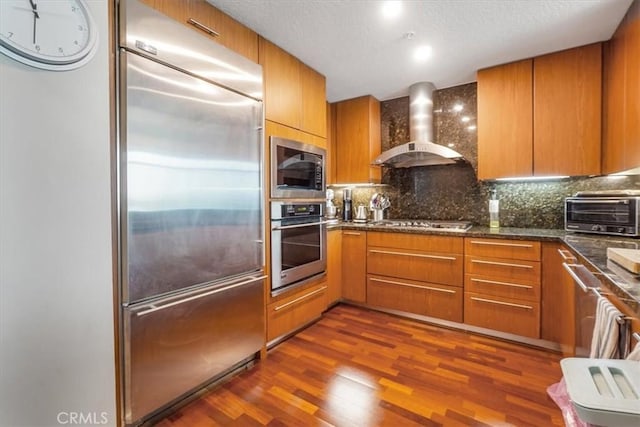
[{"x1": 328, "y1": 221, "x2": 640, "y2": 316}]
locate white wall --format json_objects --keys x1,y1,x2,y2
[{"x1": 0, "y1": 1, "x2": 117, "y2": 426}]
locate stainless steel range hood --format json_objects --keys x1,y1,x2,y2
[{"x1": 373, "y1": 82, "x2": 466, "y2": 168}]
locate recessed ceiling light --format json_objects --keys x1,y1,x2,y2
[
  {"x1": 467, "y1": 125, "x2": 477, "y2": 131},
  {"x1": 453, "y1": 104, "x2": 464, "y2": 112},
  {"x1": 413, "y1": 45, "x2": 432, "y2": 62},
  {"x1": 447, "y1": 143, "x2": 455, "y2": 148},
  {"x1": 461, "y1": 116, "x2": 470, "y2": 123},
  {"x1": 382, "y1": 1, "x2": 402, "y2": 19}
]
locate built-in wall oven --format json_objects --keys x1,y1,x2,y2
[
  {"x1": 271, "y1": 201, "x2": 327, "y2": 293},
  {"x1": 271, "y1": 136, "x2": 325, "y2": 199}
]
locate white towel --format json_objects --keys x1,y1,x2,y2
[
  {"x1": 627, "y1": 341, "x2": 640, "y2": 361},
  {"x1": 589, "y1": 296, "x2": 623, "y2": 359}
]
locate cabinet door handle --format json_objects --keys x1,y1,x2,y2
[
  {"x1": 369, "y1": 277, "x2": 456, "y2": 294},
  {"x1": 369, "y1": 249, "x2": 457, "y2": 261},
  {"x1": 469, "y1": 240, "x2": 533, "y2": 248},
  {"x1": 562, "y1": 262, "x2": 590, "y2": 292},
  {"x1": 470, "y1": 259, "x2": 533, "y2": 269},
  {"x1": 187, "y1": 18, "x2": 220, "y2": 37},
  {"x1": 273, "y1": 286, "x2": 327, "y2": 311},
  {"x1": 343, "y1": 232, "x2": 362, "y2": 236},
  {"x1": 470, "y1": 278, "x2": 533, "y2": 290},
  {"x1": 557, "y1": 249, "x2": 577, "y2": 261},
  {"x1": 470, "y1": 296, "x2": 533, "y2": 310}
]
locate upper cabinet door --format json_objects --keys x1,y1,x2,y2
[
  {"x1": 260, "y1": 38, "x2": 302, "y2": 129},
  {"x1": 477, "y1": 59, "x2": 533, "y2": 180},
  {"x1": 259, "y1": 38, "x2": 327, "y2": 139},
  {"x1": 139, "y1": 0, "x2": 259, "y2": 62},
  {"x1": 603, "y1": 0, "x2": 640, "y2": 175},
  {"x1": 335, "y1": 96, "x2": 381, "y2": 184},
  {"x1": 603, "y1": 26, "x2": 628, "y2": 173},
  {"x1": 625, "y1": 5, "x2": 640, "y2": 170},
  {"x1": 301, "y1": 64, "x2": 327, "y2": 138},
  {"x1": 533, "y1": 43, "x2": 602, "y2": 176}
]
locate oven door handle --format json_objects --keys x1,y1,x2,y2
[{"x1": 272, "y1": 220, "x2": 330, "y2": 231}]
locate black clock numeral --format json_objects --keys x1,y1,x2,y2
[
  {"x1": 58, "y1": 47, "x2": 64, "y2": 54},
  {"x1": 78, "y1": 25, "x2": 84, "y2": 31},
  {"x1": 7, "y1": 32, "x2": 13, "y2": 38},
  {"x1": 71, "y1": 5, "x2": 77, "y2": 12},
  {"x1": 74, "y1": 40, "x2": 79, "y2": 46},
  {"x1": 35, "y1": 45, "x2": 40, "y2": 51}
]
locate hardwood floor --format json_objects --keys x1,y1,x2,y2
[{"x1": 156, "y1": 304, "x2": 565, "y2": 426}]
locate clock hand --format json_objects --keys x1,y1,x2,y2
[
  {"x1": 28, "y1": 0, "x2": 40, "y2": 18},
  {"x1": 27, "y1": 0, "x2": 40, "y2": 45}
]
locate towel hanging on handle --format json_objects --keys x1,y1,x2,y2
[{"x1": 589, "y1": 295, "x2": 628, "y2": 359}]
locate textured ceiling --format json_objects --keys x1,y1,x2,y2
[{"x1": 207, "y1": 0, "x2": 633, "y2": 102}]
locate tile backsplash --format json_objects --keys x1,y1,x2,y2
[{"x1": 330, "y1": 82, "x2": 640, "y2": 229}]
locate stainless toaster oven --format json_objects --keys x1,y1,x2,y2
[{"x1": 565, "y1": 191, "x2": 640, "y2": 237}]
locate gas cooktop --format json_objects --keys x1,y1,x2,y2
[{"x1": 373, "y1": 219, "x2": 473, "y2": 232}]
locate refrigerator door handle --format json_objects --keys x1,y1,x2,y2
[{"x1": 136, "y1": 275, "x2": 267, "y2": 316}]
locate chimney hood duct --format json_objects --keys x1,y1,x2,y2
[{"x1": 373, "y1": 82, "x2": 466, "y2": 168}]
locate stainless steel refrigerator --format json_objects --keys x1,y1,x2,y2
[{"x1": 117, "y1": 1, "x2": 265, "y2": 424}]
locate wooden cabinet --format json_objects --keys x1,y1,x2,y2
[
  {"x1": 259, "y1": 38, "x2": 326, "y2": 139},
  {"x1": 477, "y1": 59, "x2": 533, "y2": 179},
  {"x1": 477, "y1": 44, "x2": 602, "y2": 179},
  {"x1": 326, "y1": 103, "x2": 337, "y2": 184},
  {"x1": 326, "y1": 229, "x2": 342, "y2": 305},
  {"x1": 366, "y1": 232, "x2": 463, "y2": 322},
  {"x1": 341, "y1": 230, "x2": 367, "y2": 302},
  {"x1": 139, "y1": 0, "x2": 259, "y2": 62},
  {"x1": 301, "y1": 65, "x2": 328, "y2": 138},
  {"x1": 464, "y1": 238, "x2": 541, "y2": 338},
  {"x1": 334, "y1": 96, "x2": 381, "y2": 183},
  {"x1": 603, "y1": 0, "x2": 640, "y2": 174},
  {"x1": 541, "y1": 243, "x2": 576, "y2": 355},
  {"x1": 533, "y1": 44, "x2": 602, "y2": 176},
  {"x1": 266, "y1": 281, "x2": 327, "y2": 342}
]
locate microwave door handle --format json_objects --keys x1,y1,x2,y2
[
  {"x1": 273, "y1": 220, "x2": 331, "y2": 231},
  {"x1": 569, "y1": 200, "x2": 629, "y2": 204}
]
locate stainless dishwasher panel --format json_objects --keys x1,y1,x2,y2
[
  {"x1": 563, "y1": 262, "x2": 603, "y2": 357},
  {"x1": 123, "y1": 274, "x2": 266, "y2": 424}
]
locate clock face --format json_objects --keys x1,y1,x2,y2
[{"x1": 0, "y1": 0, "x2": 98, "y2": 71}]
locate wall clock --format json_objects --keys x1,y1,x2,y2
[{"x1": 0, "y1": 0, "x2": 98, "y2": 71}]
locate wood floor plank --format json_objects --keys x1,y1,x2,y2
[{"x1": 155, "y1": 304, "x2": 564, "y2": 426}]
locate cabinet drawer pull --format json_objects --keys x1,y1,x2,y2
[
  {"x1": 369, "y1": 277, "x2": 456, "y2": 294},
  {"x1": 470, "y1": 259, "x2": 533, "y2": 269},
  {"x1": 470, "y1": 240, "x2": 533, "y2": 248},
  {"x1": 470, "y1": 296, "x2": 533, "y2": 310},
  {"x1": 470, "y1": 278, "x2": 533, "y2": 290},
  {"x1": 369, "y1": 249, "x2": 456, "y2": 261},
  {"x1": 343, "y1": 232, "x2": 362, "y2": 236},
  {"x1": 187, "y1": 18, "x2": 220, "y2": 37},
  {"x1": 274, "y1": 286, "x2": 327, "y2": 311},
  {"x1": 557, "y1": 249, "x2": 577, "y2": 261}
]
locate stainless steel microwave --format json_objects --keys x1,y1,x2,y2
[
  {"x1": 271, "y1": 136, "x2": 325, "y2": 199},
  {"x1": 565, "y1": 192, "x2": 640, "y2": 237}
]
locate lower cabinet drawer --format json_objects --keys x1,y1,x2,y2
[
  {"x1": 464, "y1": 292, "x2": 540, "y2": 338},
  {"x1": 465, "y1": 274, "x2": 540, "y2": 302},
  {"x1": 267, "y1": 283, "x2": 327, "y2": 342},
  {"x1": 368, "y1": 247, "x2": 463, "y2": 286},
  {"x1": 367, "y1": 275, "x2": 463, "y2": 322}
]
